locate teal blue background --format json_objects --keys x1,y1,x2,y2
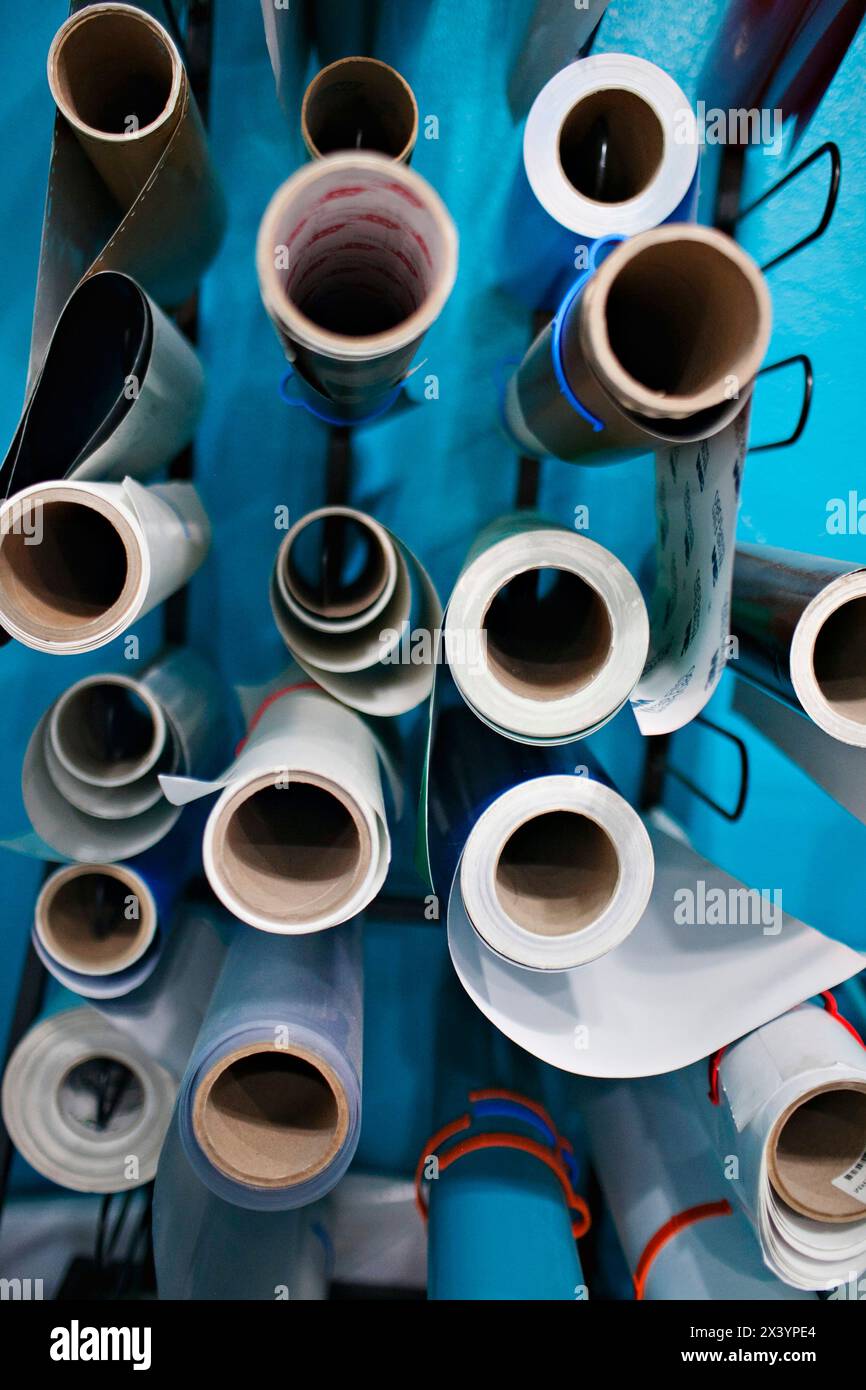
[{"x1": 1, "y1": 0, "x2": 865, "y2": 1202}]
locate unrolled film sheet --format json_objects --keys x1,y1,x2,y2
[
  {"x1": 0, "y1": 271, "x2": 203, "y2": 506},
  {"x1": 32, "y1": 2, "x2": 224, "y2": 360},
  {"x1": 507, "y1": 1, "x2": 611, "y2": 118},
  {"x1": 256, "y1": 152, "x2": 458, "y2": 420},
  {"x1": 444, "y1": 513, "x2": 649, "y2": 744},
  {"x1": 733, "y1": 678, "x2": 866, "y2": 829},
  {"x1": 504, "y1": 225, "x2": 770, "y2": 463},
  {"x1": 0, "y1": 477, "x2": 210, "y2": 654},
  {"x1": 270, "y1": 505, "x2": 442, "y2": 716},
  {"x1": 630, "y1": 411, "x2": 750, "y2": 733},
  {"x1": 0, "y1": 988, "x2": 176, "y2": 1194},
  {"x1": 31, "y1": 855, "x2": 179, "y2": 1002},
  {"x1": 11, "y1": 648, "x2": 229, "y2": 862},
  {"x1": 511, "y1": 53, "x2": 698, "y2": 306},
  {"x1": 578, "y1": 1073, "x2": 815, "y2": 1300},
  {"x1": 422, "y1": 702, "x2": 654, "y2": 974},
  {"x1": 160, "y1": 685, "x2": 391, "y2": 934},
  {"x1": 301, "y1": 58, "x2": 418, "y2": 163},
  {"x1": 731, "y1": 543, "x2": 866, "y2": 747},
  {"x1": 165, "y1": 918, "x2": 363, "y2": 1212},
  {"x1": 705, "y1": 1002, "x2": 866, "y2": 1290},
  {"x1": 447, "y1": 814, "x2": 866, "y2": 1076}
]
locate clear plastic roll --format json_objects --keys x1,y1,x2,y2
[
  {"x1": 170, "y1": 920, "x2": 363, "y2": 1212},
  {"x1": 1, "y1": 994, "x2": 176, "y2": 1194},
  {"x1": 579, "y1": 1072, "x2": 816, "y2": 1300},
  {"x1": 444, "y1": 513, "x2": 648, "y2": 744},
  {"x1": 161, "y1": 686, "x2": 391, "y2": 935},
  {"x1": 270, "y1": 505, "x2": 441, "y2": 716},
  {"x1": 0, "y1": 478, "x2": 210, "y2": 655}
]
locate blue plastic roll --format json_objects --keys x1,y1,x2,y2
[{"x1": 428, "y1": 1145, "x2": 586, "y2": 1300}]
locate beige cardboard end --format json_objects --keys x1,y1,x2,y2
[{"x1": 302, "y1": 56, "x2": 418, "y2": 163}]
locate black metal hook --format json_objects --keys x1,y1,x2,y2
[
  {"x1": 734, "y1": 141, "x2": 841, "y2": 273},
  {"x1": 662, "y1": 714, "x2": 750, "y2": 822},
  {"x1": 748, "y1": 354, "x2": 814, "y2": 453}
]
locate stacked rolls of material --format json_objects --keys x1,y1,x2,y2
[
  {"x1": 270, "y1": 506, "x2": 441, "y2": 716},
  {"x1": 13, "y1": 649, "x2": 228, "y2": 861}
]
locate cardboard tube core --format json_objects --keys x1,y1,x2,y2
[
  {"x1": 37, "y1": 864, "x2": 155, "y2": 975},
  {"x1": 0, "y1": 494, "x2": 139, "y2": 644},
  {"x1": 273, "y1": 164, "x2": 448, "y2": 342},
  {"x1": 483, "y1": 566, "x2": 612, "y2": 701},
  {"x1": 283, "y1": 512, "x2": 390, "y2": 620},
  {"x1": 558, "y1": 88, "x2": 664, "y2": 203},
  {"x1": 302, "y1": 57, "x2": 418, "y2": 162},
  {"x1": 50, "y1": 7, "x2": 176, "y2": 137},
  {"x1": 193, "y1": 1042, "x2": 349, "y2": 1187},
  {"x1": 770, "y1": 1083, "x2": 866, "y2": 1223},
  {"x1": 58, "y1": 1055, "x2": 145, "y2": 1137},
  {"x1": 812, "y1": 596, "x2": 866, "y2": 729},
  {"x1": 214, "y1": 773, "x2": 372, "y2": 926},
  {"x1": 53, "y1": 680, "x2": 162, "y2": 784},
  {"x1": 495, "y1": 810, "x2": 620, "y2": 936}
]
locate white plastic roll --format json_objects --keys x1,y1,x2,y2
[
  {"x1": 524, "y1": 54, "x2": 698, "y2": 247},
  {"x1": 457, "y1": 772, "x2": 654, "y2": 972},
  {"x1": 709, "y1": 1003, "x2": 866, "y2": 1290},
  {"x1": 160, "y1": 687, "x2": 390, "y2": 934},
  {"x1": 631, "y1": 411, "x2": 750, "y2": 734},
  {"x1": 32, "y1": 861, "x2": 160, "y2": 1001},
  {"x1": 579, "y1": 1073, "x2": 817, "y2": 1300},
  {"x1": 270, "y1": 505, "x2": 442, "y2": 716},
  {"x1": 449, "y1": 822, "x2": 866, "y2": 1076},
  {"x1": 19, "y1": 649, "x2": 227, "y2": 862},
  {"x1": 1, "y1": 1002, "x2": 176, "y2": 1193},
  {"x1": 0, "y1": 477, "x2": 210, "y2": 654},
  {"x1": 445, "y1": 514, "x2": 648, "y2": 744},
  {"x1": 256, "y1": 152, "x2": 458, "y2": 410}
]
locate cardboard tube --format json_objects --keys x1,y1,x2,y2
[
  {"x1": 193, "y1": 1042, "x2": 349, "y2": 1189},
  {"x1": 733, "y1": 544, "x2": 866, "y2": 747},
  {"x1": 769, "y1": 1083, "x2": 866, "y2": 1223},
  {"x1": 51, "y1": 674, "x2": 167, "y2": 790},
  {"x1": 302, "y1": 57, "x2": 418, "y2": 163},
  {"x1": 458, "y1": 771, "x2": 650, "y2": 972},
  {"x1": 175, "y1": 921, "x2": 362, "y2": 1210},
  {"x1": 210, "y1": 772, "x2": 373, "y2": 931},
  {"x1": 49, "y1": 4, "x2": 186, "y2": 211},
  {"x1": 256, "y1": 153, "x2": 458, "y2": 410},
  {"x1": 505, "y1": 226, "x2": 770, "y2": 462},
  {"x1": 270, "y1": 505, "x2": 442, "y2": 716},
  {"x1": 35, "y1": 862, "x2": 157, "y2": 979},
  {"x1": 162, "y1": 687, "x2": 391, "y2": 933},
  {"x1": 494, "y1": 810, "x2": 620, "y2": 934},
  {"x1": 0, "y1": 478, "x2": 210, "y2": 654},
  {"x1": 446, "y1": 514, "x2": 648, "y2": 743},
  {"x1": 1, "y1": 1003, "x2": 176, "y2": 1192}
]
